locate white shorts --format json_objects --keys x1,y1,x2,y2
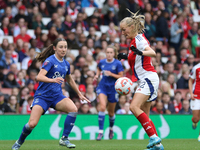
[
  {"x1": 190, "y1": 99, "x2": 200, "y2": 110},
  {"x1": 135, "y1": 73, "x2": 159, "y2": 102}
]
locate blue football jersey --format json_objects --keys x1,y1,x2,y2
[
  {"x1": 34, "y1": 54, "x2": 70, "y2": 100},
  {"x1": 98, "y1": 59, "x2": 124, "y2": 86}
]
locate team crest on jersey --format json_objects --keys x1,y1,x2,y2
[
  {"x1": 65, "y1": 66, "x2": 68, "y2": 72},
  {"x1": 43, "y1": 60, "x2": 49, "y2": 66},
  {"x1": 54, "y1": 64, "x2": 58, "y2": 68},
  {"x1": 112, "y1": 65, "x2": 116, "y2": 70}
]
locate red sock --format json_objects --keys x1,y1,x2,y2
[
  {"x1": 137, "y1": 112, "x2": 155, "y2": 137},
  {"x1": 150, "y1": 120, "x2": 158, "y2": 136}
]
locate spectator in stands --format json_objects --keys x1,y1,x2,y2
[
  {"x1": 32, "y1": 13, "x2": 46, "y2": 30},
  {"x1": 26, "y1": 80, "x2": 35, "y2": 97},
  {"x1": 103, "y1": 10, "x2": 118, "y2": 26},
  {"x1": 46, "y1": 12, "x2": 58, "y2": 29},
  {"x1": 56, "y1": 7, "x2": 65, "y2": 20},
  {"x1": 66, "y1": 31, "x2": 80, "y2": 49},
  {"x1": 95, "y1": 33, "x2": 107, "y2": 47},
  {"x1": 177, "y1": 63, "x2": 189, "y2": 79},
  {"x1": 116, "y1": 102, "x2": 132, "y2": 114},
  {"x1": 54, "y1": 18, "x2": 66, "y2": 35},
  {"x1": 0, "y1": 38, "x2": 9, "y2": 55},
  {"x1": 0, "y1": 49, "x2": 15, "y2": 69},
  {"x1": 188, "y1": 22, "x2": 198, "y2": 39},
  {"x1": 85, "y1": 54, "x2": 97, "y2": 72},
  {"x1": 79, "y1": 103, "x2": 91, "y2": 114},
  {"x1": 9, "y1": 63, "x2": 18, "y2": 77},
  {"x1": 0, "y1": 92, "x2": 11, "y2": 114},
  {"x1": 102, "y1": 0, "x2": 118, "y2": 16},
  {"x1": 46, "y1": 0, "x2": 61, "y2": 16},
  {"x1": 7, "y1": 95, "x2": 18, "y2": 113},
  {"x1": 30, "y1": 38, "x2": 40, "y2": 53},
  {"x1": 62, "y1": 15, "x2": 75, "y2": 35},
  {"x1": 13, "y1": 18, "x2": 25, "y2": 37},
  {"x1": 144, "y1": 12, "x2": 156, "y2": 40},
  {"x1": 167, "y1": 73, "x2": 177, "y2": 90},
  {"x1": 1, "y1": 17, "x2": 12, "y2": 35},
  {"x1": 48, "y1": 26, "x2": 58, "y2": 42},
  {"x1": 1, "y1": 6, "x2": 13, "y2": 21},
  {"x1": 89, "y1": 15, "x2": 100, "y2": 31},
  {"x1": 81, "y1": 0, "x2": 98, "y2": 8},
  {"x1": 162, "y1": 92, "x2": 175, "y2": 114},
  {"x1": 74, "y1": 12, "x2": 89, "y2": 31},
  {"x1": 162, "y1": 61, "x2": 178, "y2": 82},
  {"x1": 76, "y1": 33, "x2": 87, "y2": 48},
  {"x1": 2, "y1": 72, "x2": 20, "y2": 88},
  {"x1": 21, "y1": 96, "x2": 33, "y2": 114},
  {"x1": 8, "y1": 43, "x2": 18, "y2": 64},
  {"x1": 16, "y1": 70, "x2": 26, "y2": 88},
  {"x1": 168, "y1": 55, "x2": 179, "y2": 70},
  {"x1": 66, "y1": 0, "x2": 79, "y2": 22},
  {"x1": 179, "y1": 100, "x2": 192, "y2": 114},
  {"x1": 15, "y1": 5, "x2": 30, "y2": 26},
  {"x1": 73, "y1": 69, "x2": 85, "y2": 85},
  {"x1": 18, "y1": 42, "x2": 29, "y2": 63},
  {"x1": 173, "y1": 91, "x2": 182, "y2": 113},
  {"x1": 17, "y1": 86, "x2": 30, "y2": 108},
  {"x1": 107, "y1": 22, "x2": 118, "y2": 37},
  {"x1": 178, "y1": 48, "x2": 188, "y2": 64},
  {"x1": 85, "y1": 84, "x2": 97, "y2": 107},
  {"x1": 26, "y1": 69, "x2": 39, "y2": 90},
  {"x1": 177, "y1": 70, "x2": 189, "y2": 89},
  {"x1": 21, "y1": 47, "x2": 36, "y2": 71},
  {"x1": 39, "y1": 1, "x2": 49, "y2": 17},
  {"x1": 180, "y1": 39, "x2": 191, "y2": 56},
  {"x1": 191, "y1": 27, "x2": 200, "y2": 56},
  {"x1": 115, "y1": 95, "x2": 127, "y2": 112},
  {"x1": 87, "y1": 26, "x2": 99, "y2": 42},
  {"x1": 151, "y1": 101, "x2": 164, "y2": 114},
  {"x1": 155, "y1": 10, "x2": 169, "y2": 44},
  {"x1": 14, "y1": 26, "x2": 32, "y2": 43},
  {"x1": 184, "y1": 54, "x2": 196, "y2": 71},
  {"x1": 170, "y1": 14, "x2": 184, "y2": 55}
]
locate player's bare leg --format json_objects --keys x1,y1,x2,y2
[{"x1": 192, "y1": 110, "x2": 200, "y2": 129}]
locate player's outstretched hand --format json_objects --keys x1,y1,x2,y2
[
  {"x1": 117, "y1": 53, "x2": 128, "y2": 60},
  {"x1": 53, "y1": 77, "x2": 64, "y2": 84},
  {"x1": 130, "y1": 45, "x2": 143, "y2": 55},
  {"x1": 79, "y1": 95, "x2": 91, "y2": 103}
]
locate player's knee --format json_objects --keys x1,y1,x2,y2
[
  {"x1": 129, "y1": 105, "x2": 137, "y2": 114},
  {"x1": 28, "y1": 121, "x2": 38, "y2": 128},
  {"x1": 69, "y1": 107, "x2": 78, "y2": 113},
  {"x1": 108, "y1": 112, "x2": 114, "y2": 117},
  {"x1": 100, "y1": 105, "x2": 106, "y2": 112},
  {"x1": 193, "y1": 116, "x2": 199, "y2": 123}
]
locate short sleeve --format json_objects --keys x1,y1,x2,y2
[
  {"x1": 136, "y1": 38, "x2": 149, "y2": 51},
  {"x1": 42, "y1": 59, "x2": 52, "y2": 72},
  {"x1": 189, "y1": 67, "x2": 196, "y2": 79},
  {"x1": 117, "y1": 61, "x2": 124, "y2": 73},
  {"x1": 98, "y1": 60, "x2": 102, "y2": 70}
]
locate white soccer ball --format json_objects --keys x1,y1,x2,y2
[{"x1": 115, "y1": 77, "x2": 133, "y2": 95}]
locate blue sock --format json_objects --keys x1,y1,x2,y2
[
  {"x1": 62, "y1": 112, "x2": 77, "y2": 138},
  {"x1": 18, "y1": 123, "x2": 33, "y2": 144},
  {"x1": 98, "y1": 111, "x2": 105, "y2": 132},
  {"x1": 109, "y1": 115, "x2": 115, "y2": 129}
]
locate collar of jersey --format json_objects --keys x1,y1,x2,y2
[
  {"x1": 54, "y1": 54, "x2": 64, "y2": 62},
  {"x1": 106, "y1": 58, "x2": 115, "y2": 63}
]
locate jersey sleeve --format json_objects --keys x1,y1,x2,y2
[
  {"x1": 136, "y1": 38, "x2": 149, "y2": 51},
  {"x1": 189, "y1": 67, "x2": 196, "y2": 79},
  {"x1": 42, "y1": 59, "x2": 53, "y2": 72}
]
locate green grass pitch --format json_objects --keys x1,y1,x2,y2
[{"x1": 1, "y1": 139, "x2": 200, "y2": 150}]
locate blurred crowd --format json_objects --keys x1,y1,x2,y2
[{"x1": 0, "y1": 0, "x2": 199, "y2": 115}]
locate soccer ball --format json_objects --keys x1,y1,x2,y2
[{"x1": 115, "y1": 77, "x2": 133, "y2": 95}]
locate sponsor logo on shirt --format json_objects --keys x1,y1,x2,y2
[{"x1": 52, "y1": 71, "x2": 64, "y2": 79}]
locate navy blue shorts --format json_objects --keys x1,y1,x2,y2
[
  {"x1": 96, "y1": 84, "x2": 118, "y2": 103},
  {"x1": 31, "y1": 94, "x2": 67, "y2": 114}
]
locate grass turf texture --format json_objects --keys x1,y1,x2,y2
[{"x1": 1, "y1": 139, "x2": 199, "y2": 150}]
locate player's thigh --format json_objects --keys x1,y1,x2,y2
[
  {"x1": 130, "y1": 93, "x2": 150, "y2": 108},
  {"x1": 55, "y1": 98, "x2": 77, "y2": 113},
  {"x1": 28, "y1": 105, "x2": 44, "y2": 128},
  {"x1": 98, "y1": 93, "x2": 107, "y2": 108},
  {"x1": 141, "y1": 101, "x2": 152, "y2": 117},
  {"x1": 107, "y1": 102, "x2": 116, "y2": 116}
]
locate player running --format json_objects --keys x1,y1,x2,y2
[
  {"x1": 118, "y1": 10, "x2": 164, "y2": 150},
  {"x1": 12, "y1": 38, "x2": 90, "y2": 150},
  {"x1": 189, "y1": 63, "x2": 200, "y2": 141},
  {"x1": 94, "y1": 45, "x2": 124, "y2": 140}
]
